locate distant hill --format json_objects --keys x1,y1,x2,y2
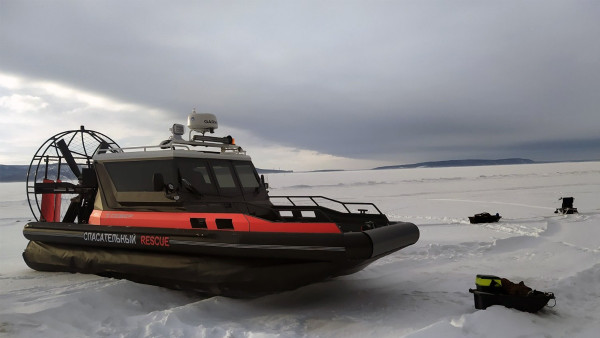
[
  {"x1": 308, "y1": 169, "x2": 345, "y2": 173},
  {"x1": 373, "y1": 158, "x2": 535, "y2": 170},
  {"x1": 0, "y1": 159, "x2": 540, "y2": 182},
  {"x1": 0, "y1": 165, "x2": 30, "y2": 182},
  {"x1": 0, "y1": 164, "x2": 292, "y2": 182}
]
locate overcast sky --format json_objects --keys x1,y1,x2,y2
[{"x1": 1, "y1": 1, "x2": 599, "y2": 170}]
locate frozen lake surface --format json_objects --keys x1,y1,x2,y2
[{"x1": 1, "y1": 162, "x2": 599, "y2": 337}]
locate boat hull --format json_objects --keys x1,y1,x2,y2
[
  {"x1": 22, "y1": 221, "x2": 419, "y2": 296},
  {"x1": 23, "y1": 241, "x2": 373, "y2": 297}
]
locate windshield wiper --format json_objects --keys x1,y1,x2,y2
[{"x1": 181, "y1": 177, "x2": 203, "y2": 198}]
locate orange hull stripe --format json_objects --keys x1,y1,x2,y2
[
  {"x1": 244, "y1": 215, "x2": 341, "y2": 233},
  {"x1": 89, "y1": 210, "x2": 341, "y2": 233}
]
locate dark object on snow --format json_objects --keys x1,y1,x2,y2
[
  {"x1": 555, "y1": 197, "x2": 578, "y2": 214},
  {"x1": 469, "y1": 274, "x2": 555, "y2": 313},
  {"x1": 469, "y1": 212, "x2": 501, "y2": 224}
]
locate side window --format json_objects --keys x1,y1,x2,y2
[
  {"x1": 235, "y1": 163, "x2": 260, "y2": 189},
  {"x1": 212, "y1": 164, "x2": 237, "y2": 188},
  {"x1": 105, "y1": 160, "x2": 174, "y2": 192}
]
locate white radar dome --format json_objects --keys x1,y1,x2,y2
[{"x1": 188, "y1": 111, "x2": 218, "y2": 133}]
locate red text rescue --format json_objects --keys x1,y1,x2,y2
[{"x1": 140, "y1": 235, "x2": 170, "y2": 247}]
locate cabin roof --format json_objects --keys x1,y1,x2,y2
[{"x1": 94, "y1": 149, "x2": 252, "y2": 162}]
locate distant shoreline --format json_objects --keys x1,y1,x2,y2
[
  {"x1": 2, "y1": 159, "x2": 599, "y2": 181},
  {"x1": 372, "y1": 158, "x2": 535, "y2": 170}
]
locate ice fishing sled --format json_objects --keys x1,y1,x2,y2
[
  {"x1": 554, "y1": 197, "x2": 578, "y2": 214},
  {"x1": 469, "y1": 275, "x2": 555, "y2": 313},
  {"x1": 468, "y1": 212, "x2": 501, "y2": 224},
  {"x1": 22, "y1": 111, "x2": 420, "y2": 296}
]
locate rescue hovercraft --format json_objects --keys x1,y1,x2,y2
[{"x1": 22, "y1": 111, "x2": 420, "y2": 296}]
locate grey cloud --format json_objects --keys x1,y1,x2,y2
[{"x1": 1, "y1": 1, "x2": 599, "y2": 165}]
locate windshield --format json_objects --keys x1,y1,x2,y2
[
  {"x1": 105, "y1": 160, "x2": 175, "y2": 192},
  {"x1": 104, "y1": 158, "x2": 261, "y2": 199}
]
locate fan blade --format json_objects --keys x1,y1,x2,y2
[
  {"x1": 62, "y1": 198, "x2": 79, "y2": 223},
  {"x1": 57, "y1": 139, "x2": 81, "y2": 178}
]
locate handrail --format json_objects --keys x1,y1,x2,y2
[
  {"x1": 269, "y1": 195, "x2": 384, "y2": 215},
  {"x1": 96, "y1": 144, "x2": 192, "y2": 153},
  {"x1": 94, "y1": 139, "x2": 245, "y2": 156}
]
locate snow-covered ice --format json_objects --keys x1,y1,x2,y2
[{"x1": 1, "y1": 162, "x2": 599, "y2": 337}]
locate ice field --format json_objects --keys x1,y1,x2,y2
[{"x1": 1, "y1": 161, "x2": 599, "y2": 337}]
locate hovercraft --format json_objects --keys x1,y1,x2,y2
[{"x1": 22, "y1": 111, "x2": 420, "y2": 296}]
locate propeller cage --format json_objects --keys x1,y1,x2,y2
[{"x1": 26, "y1": 127, "x2": 120, "y2": 223}]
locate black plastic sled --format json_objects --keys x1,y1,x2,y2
[
  {"x1": 469, "y1": 289, "x2": 555, "y2": 313},
  {"x1": 469, "y1": 275, "x2": 555, "y2": 313},
  {"x1": 469, "y1": 212, "x2": 501, "y2": 224}
]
